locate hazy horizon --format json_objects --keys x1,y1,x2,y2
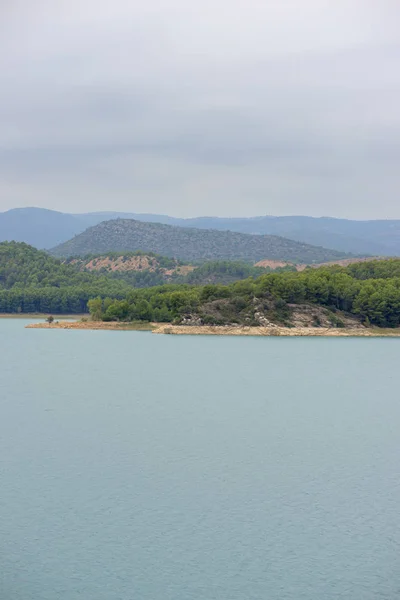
[
  {"x1": 3, "y1": 205, "x2": 400, "y2": 223},
  {"x1": 1, "y1": 1, "x2": 399, "y2": 219}
]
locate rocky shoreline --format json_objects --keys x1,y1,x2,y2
[
  {"x1": 25, "y1": 320, "x2": 400, "y2": 336},
  {"x1": 151, "y1": 324, "x2": 400, "y2": 336}
]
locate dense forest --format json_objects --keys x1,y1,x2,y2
[
  {"x1": 2, "y1": 242, "x2": 400, "y2": 327},
  {"x1": 89, "y1": 259, "x2": 400, "y2": 328},
  {"x1": 51, "y1": 218, "x2": 351, "y2": 264},
  {"x1": 0, "y1": 243, "x2": 288, "y2": 313},
  {"x1": 0, "y1": 242, "x2": 131, "y2": 313}
]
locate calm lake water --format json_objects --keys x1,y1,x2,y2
[{"x1": 1, "y1": 319, "x2": 400, "y2": 600}]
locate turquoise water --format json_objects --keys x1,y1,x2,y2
[{"x1": 1, "y1": 319, "x2": 400, "y2": 599}]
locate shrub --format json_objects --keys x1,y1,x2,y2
[{"x1": 312, "y1": 315, "x2": 322, "y2": 327}]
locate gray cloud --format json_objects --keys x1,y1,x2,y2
[{"x1": 0, "y1": 0, "x2": 399, "y2": 218}]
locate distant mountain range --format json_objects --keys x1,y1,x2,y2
[
  {"x1": 0, "y1": 208, "x2": 83, "y2": 250},
  {"x1": 1, "y1": 207, "x2": 400, "y2": 256},
  {"x1": 50, "y1": 219, "x2": 349, "y2": 264}
]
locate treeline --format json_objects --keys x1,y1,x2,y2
[
  {"x1": 346, "y1": 259, "x2": 400, "y2": 280},
  {"x1": 182, "y1": 260, "x2": 295, "y2": 284},
  {"x1": 0, "y1": 284, "x2": 130, "y2": 314},
  {"x1": 89, "y1": 260, "x2": 400, "y2": 327}
]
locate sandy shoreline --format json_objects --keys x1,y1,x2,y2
[{"x1": 24, "y1": 320, "x2": 400, "y2": 336}]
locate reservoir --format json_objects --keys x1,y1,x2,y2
[{"x1": 1, "y1": 319, "x2": 399, "y2": 599}]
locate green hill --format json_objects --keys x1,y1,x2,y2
[
  {"x1": 51, "y1": 219, "x2": 352, "y2": 264},
  {"x1": 0, "y1": 242, "x2": 130, "y2": 313}
]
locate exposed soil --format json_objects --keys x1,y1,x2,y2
[
  {"x1": 287, "y1": 304, "x2": 363, "y2": 328},
  {"x1": 295, "y1": 256, "x2": 385, "y2": 271},
  {"x1": 80, "y1": 255, "x2": 159, "y2": 272},
  {"x1": 164, "y1": 265, "x2": 195, "y2": 276},
  {"x1": 254, "y1": 259, "x2": 293, "y2": 269},
  {"x1": 71, "y1": 255, "x2": 196, "y2": 277},
  {"x1": 70, "y1": 255, "x2": 383, "y2": 278},
  {"x1": 254, "y1": 256, "x2": 384, "y2": 271}
]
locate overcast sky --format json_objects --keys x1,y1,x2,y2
[{"x1": 1, "y1": 0, "x2": 399, "y2": 218}]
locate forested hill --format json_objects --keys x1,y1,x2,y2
[
  {"x1": 0, "y1": 242, "x2": 131, "y2": 313},
  {"x1": 51, "y1": 219, "x2": 351, "y2": 264},
  {"x1": 0, "y1": 242, "x2": 112, "y2": 289}
]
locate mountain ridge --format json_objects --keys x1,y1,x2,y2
[
  {"x1": 1, "y1": 207, "x2": 400, "y2": 255},
  {"x1": 50, "y1": 218, "x2": 351, "y2": 264}
]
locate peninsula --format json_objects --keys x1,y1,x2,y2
[{"x1": 25, "y1": 320, "x2": 400, "y2": 336}]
